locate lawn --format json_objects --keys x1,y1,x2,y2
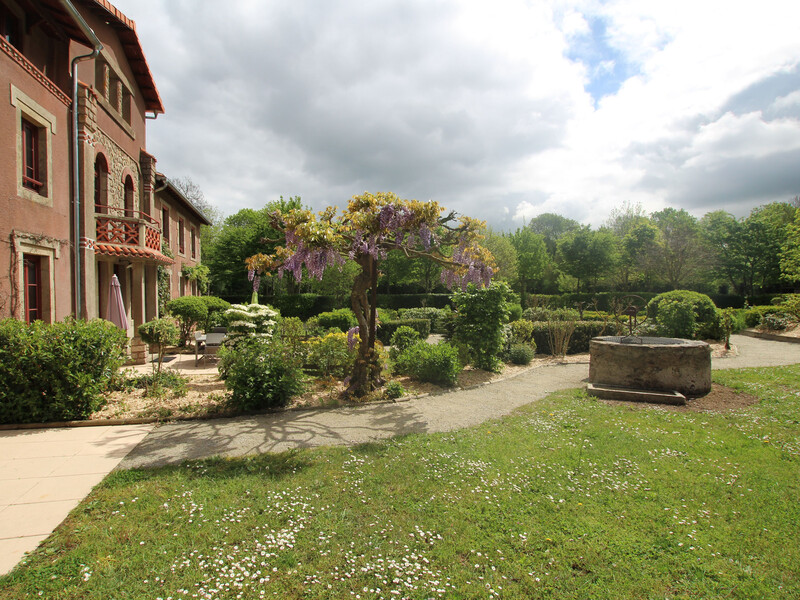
[{"x1": 2, "y1": 365, "x2": 799, "y2": 599}]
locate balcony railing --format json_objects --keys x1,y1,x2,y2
[{"x1": 95, "y1": 206, "x2": 162, "y2": 252}]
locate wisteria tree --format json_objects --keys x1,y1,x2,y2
[{"x1": 246, "y1": 192, "x2": 495, "y2": 397}]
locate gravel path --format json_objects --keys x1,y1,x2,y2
[{"x1": 119, "y1": 334, "x2": 800, "y2": 469}]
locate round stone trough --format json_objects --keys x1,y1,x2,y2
[{"x1": 589, "y1": 336, "x2": 712, "y2": 398}]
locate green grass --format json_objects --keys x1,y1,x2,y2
[{"x1": 2, "y1": 365, "x2": 800, "y2": 599}]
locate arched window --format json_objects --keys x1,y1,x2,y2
[
  {"x1": 94, "y1": 154, "x2": 108, "y2": 213},
  {"x1": 124, "y1": 175, "x2": 135, "y2": 218}
]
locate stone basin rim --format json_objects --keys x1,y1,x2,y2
[{"x1": 592, "y1": 336, "x2": 710, "y2": 348}]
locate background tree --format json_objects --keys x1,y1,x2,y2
[
  {"x1": 482, "y1": 230, "x2": 518, "y2": 284},
  {"x1": 172, "y1": 176, "x2": 224, "y2": 249},
  {"x1": 204, "y1": 197, "x2": 303, "y2": 300},
  {"x1": 617, "y1": 220, "x2": 658, "y2": 290},
  {"x1": 556, "y1": 227, "x2": 617, "y2": 293},
  {"x1": 650, "y1": 208, "x2": 704, "y2": 289},
  {"x1": 527, "y1": 213, "x2": 580, "y2": 256},
  {"x1": 510, "y1": 228, "x2": 547, "y2": 304},
  {"x1": 247, "y1": 192, "x2": 494, "y2": 397}
]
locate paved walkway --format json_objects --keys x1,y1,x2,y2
[
  {"x1": 119, "y1": 334, "x2": 800, "y2": 469},
  {"x1": 2, "y1": 333, "x2": 800, "y2": 576},
  {"x1": 0, "y1": 424, "x2": 153, "y2": 575}
]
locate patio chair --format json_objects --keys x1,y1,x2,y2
[{"x1": 195, "y1": 329, "x2": 227, "y2": 366}]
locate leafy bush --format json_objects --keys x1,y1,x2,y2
[
  {"x1": 383, "y1": 380, "x2": 406, "y2": 399},
  {"x1": 393, "y1": 341, "x2": 461, "y2": 386},
  {"x1": 647, "y1": 291, "x2": 723, "y2": 340},
  {"x1": 377, "y1": 319, "x2": 431, "y2": 345},
  {"x1": 278, "y1": 316, "x2": 308, "y2": 368},
  {"x1": 165, "y1": 296, "x2": 208, "y2": 346},
  {"x1": 389, "y1": 326, "x2": 421, "y2": 360},
  {"x1": 508, "y1": 320, "x2": 536, "y2": 346},
  {"x1": 315, "y1": 309, "x2": 357, "y2": 332},
  {"x1": 508, "y1": 343, "x2": 535, "y2": 365},
  {"x1": 760, "y1": 312, "x2": 790, "y2": 331},
  {"x1": 0, "y1": 318, "x2": 127, "y2": 424},
  {"x1": 377, "y1": 307, "x2": 399, "y2": 324},
  {"x1": 782, "y1": 294, "x2": 800, "y2": 322},
  {"x1": 112, "y1": 370, "x2": 188, "y2": 399},
  {"x1": 200, "y1": 296, "x2": 231, "y2": 330},
  {"x1": 744, "y1": 305, "x2": 790, "y2": 328},
  {"x1": 507, "y1": 304, "x2": 523, "y2": 322},
  {"x1": 654, "y1": 299, "x2": 697, "y2": 339},
  {"x1": 305, "y1": 332, "x2": 357, "y2": 378},
  {"x1": 138, "y1": 318, "x2": 180, "y2": 374},
  {"x1": 218, "y1": 338, "x2": 305, "y2": 411},
  {"x1": 453, "y1": 282, "x2": 513, "y2": 372}
]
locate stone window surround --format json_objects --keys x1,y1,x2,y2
[
  {"x1": 10, "y1": 84, "x2": 56, "y2": 207},
  {"x1": 12, "y1": 231, "x2": 61, "y2": 323}
]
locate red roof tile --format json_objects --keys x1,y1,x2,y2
[{"x1": 95, "y1": 244, "x2": 174, "y2": 264}]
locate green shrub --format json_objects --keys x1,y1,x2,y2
[
  {"x1": 277, "y1": 317, "x2": 308, "y2": 369},
  {"x1": 782, "y1": 294, "x2": 800, "y2": 321},
  {"x1": 647, "y1": 290, "x2": 723, "y2": 340},
  {"x1": 508, "y1": 343, "x2": 535, "y2": 365},
  {"x1": 138, "y1": 318, "x2": 180, "y2": 374},
  {"x1": 744, "y1": 305, "x2": 788, "y2": 328},
  {"x1": 165, "y1": 296, "x2": 208, "y2": 346},
  {"x1": 654, "y1": 298, "x2": 697, "y2": 339},
  {"x1": 115, "y1": 370, "x2": 188, "y2": 399},
  {"x1": 377, "y1": 319, "x2": 431, "y2": 345},
  {"x1": 760, "y1": 312, "x2": 790, "y2": 331},
  {"x1": 393, "y1": 341, "x2": 461, "y2": 386},
  {"x1": 315, "y1": 309, "x2": 357, "y2": 332},
  {"x1": 0, "y1": 318, "x2": 127, "y2": 424},
  {"x1": 507, "y1": 304, "x2": 523, "y2": 322},
  {"x1": 508, "y1": 319, "x2": 536, "y2": 345},
  {"x1": 389, "y1": 326, "x2": 421, "y2": 360},
  {"x1": 200, "y1": 296, "x2": 231, "y2": 330},
  {"x1": 305, "y1": 332, "x2": 357, "y2": 378},
  {"x1": 377, "y1": 307, "x2": 399, "y2": 324},
  {"x1": 218, "y1": 338, "x2": 304, "y2": 411},
  {"x1": 383, "y1": 380, "x2": 406, "y2": 399},
  {"x1": 453, "y1": 282, "x2": 513, "y2": 372}
]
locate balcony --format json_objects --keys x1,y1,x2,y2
[{"x1": 94, "y1": 206, "x2": 173, "y2": 264}]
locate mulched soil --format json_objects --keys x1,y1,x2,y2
[{"x1": 598, "y1": 383, "x2": 760, "y2": 413}]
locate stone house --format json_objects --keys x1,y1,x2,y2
[{"x1": 0, "y1": 0, "x2": 208, "y2": 362}]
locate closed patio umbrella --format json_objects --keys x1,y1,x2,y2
[{"x1": 106, "y1": 274, "x2": 128, "y2": 331}]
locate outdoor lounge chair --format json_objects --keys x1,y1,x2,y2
[{"x1": 195, "y1": 327, "x2": 227, "y2": 366}]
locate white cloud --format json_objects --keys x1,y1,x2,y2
[{"x1": 110, "y1": 0, "x2": 800, "y2": 229}]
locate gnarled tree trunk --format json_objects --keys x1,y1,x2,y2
[{"x1": 346, "y1": 254, "x2": 384, "y2": 396}]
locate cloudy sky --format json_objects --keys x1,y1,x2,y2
[{"x1": 111, "y1": 0, "x2": 800, "y2": 229}]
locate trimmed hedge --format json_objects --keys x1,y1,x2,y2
[
  {"x1": 315, "y1": 309, "x2": 357, "y2": 332},
  {"x1": 0, "y1": 318, "x2": 127, "y2": 424},
  {"x1": 377, "y1": 294, "x2": 453, "y2": 310},
  {"x1": 397, "y1": 307, "x2": 452, "y2": 334},
  {"x1": 377, "y1": 319, "x2": 431, "y2": 345},
  {"x1": 262, "y1": 294, "x2": 338, "y2": 321}
]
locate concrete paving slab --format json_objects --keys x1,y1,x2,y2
[{"x1": 0, "y1": 423, "x2": 153, "y2": 576}]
